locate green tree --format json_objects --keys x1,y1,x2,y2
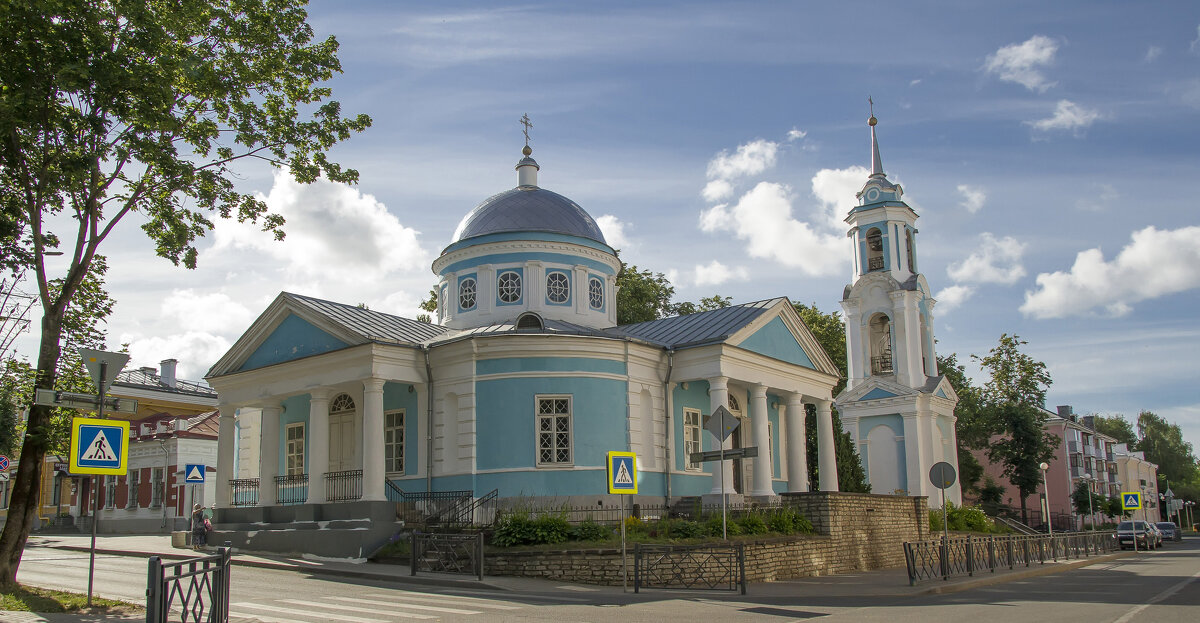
[
  {"x1": 670, "y1": 295, "x2": 732, "y2": 317},
  {"x1": 1094, "y1": 414, "x2": 1138, "y2": 447},
  {"x1": 973, "y1": 334, "x2": 1059, "y2": 524},
  {"x1": 615, "y1": 264, "x2": 676, "y2": 325},
  {"x1": 938, "y1": 352, "x2": 986, "y2": 494},
  {"x1": 0, "y1": 0, "x2": 369, "y2": 584},
  {"x1": 1070, "y1": 480, "x2": 1106, "y2": 525},
  {"x1": 1136, "y1": 410, "x2": 1198, "y2": 486}
]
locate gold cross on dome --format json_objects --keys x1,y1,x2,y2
[{"x1": 520, "y1": 113, "x2": 533, "y2": 146}]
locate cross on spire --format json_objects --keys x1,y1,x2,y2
[{"x1": 520, "y1": 113, "x2": 533, "y2": 147}]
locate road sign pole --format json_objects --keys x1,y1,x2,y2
[
  {"x1": 620, "y1": 493, "x2": 627, "y2": 593},
  {"x1": 86, "y1": 360, "x2": 106, "y2": 607}
]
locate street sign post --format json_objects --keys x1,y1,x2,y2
[
  {"x1": 0, "y1": 455, "x2": 9, "y2": 472},
  {"x1": 33, "y1": 388, "x2": 138, "y2": 415},
  {"x1": 929, "y1": 461, "x2": 957, "y2": 580},
  {"x1": 703, "y1": 405, "x2": 739, "y2": 540},
  {"x1": 606, "y1": 451, "x2": 638, "y2": 592},
  {"x1": 690, "y1": 446, "x2": 758, "y2": 464},
  {"x1": 1121, "y1": 491, "x2": 1142, "y2": 510}
]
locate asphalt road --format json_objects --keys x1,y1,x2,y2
[{"x1": 9, "y1": 538, "x2": 1199, "y2": 622}]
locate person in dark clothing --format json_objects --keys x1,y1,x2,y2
[{"x1": 190, "y1": 504, "x2": 208, "y2": 550}]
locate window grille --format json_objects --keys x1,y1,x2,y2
[
  {"x1": 589, "y1": 277, "x2": 604, "y2": 309},
  {"x1": 537, "y1": 396, "x2": 572, "y2": 465},
  {"x1": 684, "y1": 409, "x2": 702, "y2": 470},
  {"x1": 498, "y1": 271, "x2": 522, "y2": 303},
  {"x1": 385, "y1": 410, "x2": 405, "y2": 474},
  {"x1": 286, "y1": 423, "x2": 306, "y2": 476},
  {"x1": 546, "y1": 272, "x2": 569, "y2": 303},
  {"x1": 459, "y1": 277, "x2": 477, "y2": 310}
]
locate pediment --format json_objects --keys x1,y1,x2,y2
[
  {"x1": 836, "y1": 375, "x2": 919, "y2": 404},
  {"x1": 729, "y1": 299, "x2": 840, "y2": 378}
]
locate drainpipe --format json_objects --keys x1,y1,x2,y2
[
  {"x1": 158, "y1": 439, "x2": 168, "y2": 529},
  {"x1": 424, "y1": 346, "x2": 434, "y2": 494},
  {"x1": 663, "y1": 349, "x2": 674, "y2": 506}
]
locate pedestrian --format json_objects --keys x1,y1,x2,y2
[{"x1": 191, "y1": 503, "x2": 208, "y2": 550}]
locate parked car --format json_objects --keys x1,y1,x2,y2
[
  {"x1": 1156, "y1": 522, "x2": 1182, "y2": 542},
  {"x1": 1146, "y1": 523, "x2": 1163, "y2": 547},
  {"x1": 1115, "y1": 520, "x2": 1156, "y2": 550}
]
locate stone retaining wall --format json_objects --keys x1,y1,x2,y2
[{"x1": 486, "y1": 492, "x2": 929, "y2": 585}]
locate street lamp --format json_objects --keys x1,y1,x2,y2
[
  {"x1": 1040, "y1": 462, "x2": 1052, "y2": 536},
  {"x1": 1082, "y1": 474, "x2": 1096, "y2": 531}
]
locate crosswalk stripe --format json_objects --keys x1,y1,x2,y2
[
  {"x1": 322, "y1": 597, "x2": 482, "y2": 615},
  {"x1": 281, "y1": 599, "x2": 482, "y2": 616},
  {"x1": 232, "y1": 602, "x2": 433, "y2": 621},
  {"x1": 332, "y1": 595, "x2": 519, "y2": 611}
]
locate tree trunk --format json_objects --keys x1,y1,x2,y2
[
  {"x1": 0, "y1": 313, "x2": 63, "y2": 586},
  {"x1": 1019, "y1": 494, "x2": 1028, "y2": 526}
]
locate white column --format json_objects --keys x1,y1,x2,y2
[
  {"x1": 816, "y1": 399, "x2": 839, "y2": 492},
  {"x1": 785, "y1": 394, "x2": 809, "y2": 492},
  {"x1": 902, "y1": 413, "x2": 925, "y2": 499},
  {"x1": 306, "y1": 389, "x2": 330, "y2": 504},
  {"x1": 477, "y1": 264, "x2": 494, "y2": 317},
  {"x1": 841, "y1": 301, "x2": 862, "y2": 390},
  {"x1": 750, "y1": 384, "x2": 774, "y2": 497},
  {"x1": 526, "y1": 260, "x2": 544, "y2": 312},
  {"x1": 258, "y1": 404, "x2": 282, "y2": 507},
  {"x1": 707, "y1": 377, "x2": 734, "y2": 496},
  {"x1": 216, "y1": 405, "x2": 236, "y2": 508},
  {"x1": 362, "y1": 378, "x2": 386, "y2": 501}
]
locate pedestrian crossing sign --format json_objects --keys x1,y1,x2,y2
[
  {"x1": 606, "y1": 451, "x2": 638, "y2": 494},
  {"x1": 69, "y1": 417, "x2": 129, "y2": 475},
  {"x1": 1121, "y1": 491, "x2": 1142, "y2": 510}
]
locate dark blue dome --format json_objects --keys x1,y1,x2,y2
[{"x1": 453, "y1": 187, "x2": 607, "y2": 245}]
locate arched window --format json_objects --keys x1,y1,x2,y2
[
  {"x1": 870, "y1": 313, "x2": 893, "y2": 375},
  {"x1": 459, "y1": 277, "x2": 477, "y2": 310},
  {"x1": 588, "y1": 277, "x2": 604, "y2": 309},
  {"x1": 865, "y1": 228, "x2": 884, "y2": 272},
  {"x1": 330, "y1": 393, "x2": 356, "y2": 415},
  {"x1": 546, "y1": 271, "x2": 569, "y2": 303},
  {"x1": 498, "y1": 271, "x2": 522, "y2": 303},
  {"x1": 727, "y1": 394, "x2": 741, "y2": 414},
  {"x1": 516, "y1": 312, "x2": 544, "y2": 331}
]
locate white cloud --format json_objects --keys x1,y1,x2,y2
[
  {"x1": 702, "y1": 179, "x2": 734, "y2": 202},
  {"x1": 595, "y1": 214, "x2": 632, "y2": 251},
  {"x1": 698, "y1": 182, "x2": 846, "y2": 276},
  {"x1": 910, "y1": 79, "x2": 922, "y2": 87},
  {"x1": 706, "y1": 139, "x2": 779, "y2": 182},
  {"x1": 159, "y1": 289, "x2": 255, "y2": 334},
  {"x1": 984, "y1": 35, "x2": 1059, "y2": 92},
  {"x1": 1075, "y1": 183, "x2": 1119, "y2": 212},
  {"x1": 211, "y1": 172, "x2": 431, "y2": 284},
  {"x1": 956, "y1": 184, "x2": 986, "y2": 213},
  {"x1": 1026, "y1": 100, "x2": 1102, "y2": 133},
  {"x1": 811, "y1": 165, "x2": 870, "y2": 230},
  {"x1": 934, "y1": 285, "x2": 975, "y2": 313},
  {"x1": 947, "y1": 233, "x2": 1027, "y2": 285},
  {"x1": 690, "y1": 260, "x2": 749, "y2": 287},
  {"x1": 1021, "y1": 225, "x2": 1200, "y2": 318},
  {"x1": 787, "y1": 128, "x2": 807, "y2": 141},
  {"x1": 120, "y1": 331, "x2": 233, "y2": 381},
  {"x1": 1144, "y1": 45, "x2": 1163, "y2": 62}
]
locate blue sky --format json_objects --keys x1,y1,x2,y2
[{"x1": 19, "y1": 1, "x2": 1200, "y2": 451}]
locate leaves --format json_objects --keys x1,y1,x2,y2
[{"x1": 1136, "y1": 410, "x2": 1198, "y2": 486}]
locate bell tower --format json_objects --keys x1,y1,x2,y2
[{"x1": 835, "y1": 104, "x2": 961, "y2": 505}]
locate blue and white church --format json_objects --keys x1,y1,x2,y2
[{"x1": 834, "y1": 111, "x2": 962, "y2": 506}]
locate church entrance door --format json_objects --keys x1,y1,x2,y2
[{"x1": 329, "y1": 413, "x2": 356, "y2": 472}]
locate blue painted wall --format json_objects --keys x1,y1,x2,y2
[
  {"x1": 477, "y1": 357, "x2": 625, "y2": 376},
  {"x1": 739, "y1": 317, "x2": 815, "y2": 368},
  {"x1": 671, "y1": 381, "x2": 712, "y2": 474},
  {"x1": 383, "y1": 382, "x2": 420, "y2": 475},
  {"x1": 441, "y1": 251, "x2": 616, "y2": 278},
  {"x1": 278, "y1": 394, "x2": 312, "y2": 475},
  {"x1": 239, "y1": 314, "x2": 349, "y2": 372},
  {"x1": 860, "y1": 413, "x2": 907, "y2": 492}
]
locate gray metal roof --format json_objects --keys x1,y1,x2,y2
[
  {"x1": 285, "y1": 293, "x2": 450, "y2": 345},
  {"x1": 453, "y1": 187, "x2": 607, "y2": 245},
  {"x1": 114, "y1": 369, "x2": 217, "y2": 398},
  {"x1": 607, "y1": 298, "x2": 784, "y2": 348},
  {"x1": 433, "y1": 316, "x2": 612, "y2": 344}
]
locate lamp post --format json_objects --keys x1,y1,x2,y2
[
  {"x1": 1083, "y1": 474, "x2": 1096, "y2": 531},
  {"x1": 1040, "y1": 462, "x2": 1052, "y2": 536}
]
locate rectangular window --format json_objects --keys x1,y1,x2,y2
[
  {"x1": 537, "y1": 396, "x2": 572, "y2": 465},
  {"x1": 286, "y1": 423, "x2": 306, "y2": 476},
  {"x1": 385, "y1": 410, "x2": 405, "y2": 474},
  {"x1": 684, "y1": 409, "x2": 702, "y2": 470},
  {"x1": 104, "y1": 476, "x2": 117, "y2": 509},
  {"x1": 126, "y1": 470, "x2": 139, "y2": 509},
  {"x1": 150, "y1": 468, "x2": 164, "y2": 508}
]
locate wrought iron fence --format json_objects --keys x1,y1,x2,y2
[
  {"x1": 325, "y1": 469, "x2": 363, "y2": 502},
  {"x1": 228, "y1": 479, "x2": 259, "y2": 508},
  {"x1": 633, "y1": 542, "x2": 746, "y2": 594},
  {"x1": 146, "y1": 548, "x2": 231, "y2": 623},
  {"x1": 273, "y1": 474, "x2": 308, "y2": 505},
  {"x1": 903, "y1": 531, "x2": 1117, "y2": 585},
  {"x1": 428, "y1": 488, "x2": 500, "y2": 528},
  {"x1": 410, "y1": 532, "x2": 484, "y2": 580}
]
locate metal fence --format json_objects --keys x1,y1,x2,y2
[
  {"x1": 325, "y1": 469, "x2": 363, "y2": 502},
  {"x1": 903, "y1": 531, "x2": 1117, "y2": 585},
  {"x1": 410, "y1": 532, "x2": 484, "y2": 580},
  {"x1": 633, "y1": 542, "x2": 746, "y2": 594},
  {"x1": 146, "y1": 548, "x2": 231, "y2": 623},
  {"x1": 273, "y1": 474, "x2": 308, "y2": 505},
  {"x1": 505, "y1": 500, "x2": 787, "y2": 525},
  {"x1": 228, "y1": 479, "x2": 259, "y2": 508}
]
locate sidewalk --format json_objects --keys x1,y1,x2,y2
[{"x1": 3, "y1": 533, "x2": 1133, "y2": 622}]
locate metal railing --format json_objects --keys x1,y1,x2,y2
[
  {"x1": 146, "y1": 548, "x2": 231, "y2": 623},
  {"x1": 274, "y1": 474, "x2": 309, "y2": 505},
  {"x1": 410, "y1": 532, "x2": 483, "y2": 580},
  {"x1": 633, "y1": 543, "x2": 746, "y2": 594},
  {"x1": 870, "y1": 356, "x2": 893, "y2": 375},
  {"x1": 229, "y1": 479, "x2": 259, "y2": 508},
  {"x1": 427, "y1": 488, "x2": 499, "y2": 528},
  {"x1": 903, "y1": 531, "x2": 1117, "y2": 585},
  {"x1": 325, "y1": 469, "x2": 363, "y2": 502}
]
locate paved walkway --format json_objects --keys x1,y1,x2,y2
[{"x1": 2, "y1": 533, "x2": 1134, "y2": 622}]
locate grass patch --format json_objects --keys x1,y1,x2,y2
[{"x1": 0, "y1": 584, "x2": 141, "y2": 615}]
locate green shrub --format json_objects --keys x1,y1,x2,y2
[
  {"x1": 571, "y1": 520, "x2": 613, "y2": 542},
  {"x1": 492, "y1": 511, "x2": 571, "y2": 546},
  {"x1": 738, "y1": 513, "x2": 770, "y2": 535},
  {"x1": 766, "y1": 507, "x2": 814, "y2": 534},
  {"x1": 704, "y1": 514, "x2": 742, "y2": 537},
  {"x1": 661, "y1": 518, "x2": 704, "y2": 539},
  {"x1": 929, "y1": 502, "x2": 1002, "y2": 534}
]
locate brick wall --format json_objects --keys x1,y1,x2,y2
[{"x1": 486, "y1": 492, "x2": 929, "y2": 585}]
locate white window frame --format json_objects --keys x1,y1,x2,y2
[
  {"x1": 104, "y1": 475, "x2": 117, "y2": 509},
  {"x1": 683, "y1": 408, "x2": 702, "y2": 471},
  {"x1": 286, "y1": 422, "x2": 306, "y2": 476},
  {"x1": 385, "y1": 409, "x2": 405, "y2": 475},
  {"x1": 126, "y1": 469, "x2": 139, "y2": 509},
  {"x1": 536, "y1": 395, "x2": 573, "y2": 467},
  {"x1": 546, "y1": 271, "x2": 569, "y2": 304},
  {"x1": 459, "y1": 277, "x2": 477, "y2": 310},
  {"x1": 588, "y1": 277, "x2": 603, "y2": 309},
  {"x1": 150, "y1": 468, "x2": 164, "y2": 508}
]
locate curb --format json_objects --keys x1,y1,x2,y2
[{"x1": 914, "y1": 551, "x2": 1133, "y2": 595}]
